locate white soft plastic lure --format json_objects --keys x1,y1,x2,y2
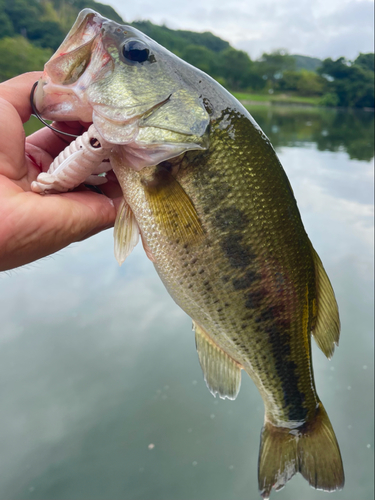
[{"x1": 31, "y1": 124, "x2": 113, "y2": 194}]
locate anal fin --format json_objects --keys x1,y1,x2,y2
[{"x1": 193, "y1": 321, "x2": 242, "y2": 400}]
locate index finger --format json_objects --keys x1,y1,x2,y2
[{"x1": 0, "y1": 72, "x2": 43, "y2": 123}]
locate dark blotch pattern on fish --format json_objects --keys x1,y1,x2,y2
[
  {"x1": 201, "y1": 182, "x2": 232, "y2": 213},
  {"x1": 232, "y1": 270, "x2": 259, "y2": 290},
  {"x1": 214, "y1": 207, "x2": 248, "y2": 231},
  {"x1": 245, "y1": 289, "x2": 266, "y2": 309},
  {"x1": 180, "y1": 108, "x2": 314, "y2": 425},
  {"x1": 220, "y1": 234, "x2": 255, "y2": 268},
  {"x1": 263, "y1": 319, "x2": 308, "y2": 421}
]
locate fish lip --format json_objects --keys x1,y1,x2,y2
[{"x1": 34, "y1": 80, "x2": 93, "y2": 122}]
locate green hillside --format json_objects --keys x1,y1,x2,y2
[
  {"x1": 131, "y1": 20, "x2": 230, "y2": 54},
  {"x1": 293, "y1": 54, "x2": 322, "y2": 72},
  {"x1": 0, "y1": 0, "x2": 373, "y2": 108}
]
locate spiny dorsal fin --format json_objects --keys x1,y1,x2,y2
[
  {"x1": 311, "y1": 247, "x2": 340, "y2": 359},
  {"x1": 193, "y1": 321, "x2": 242, "y2": 400},
  {"x1": 142, "y1": 168, "x2": 204, "y2": 246},
  {"x1": 113, "y1": 198, "x2": 139, "y2": 266}
]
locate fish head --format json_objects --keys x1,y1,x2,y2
[{"x1": 34, "y1": 9, "x2": 211, "y2": 169}]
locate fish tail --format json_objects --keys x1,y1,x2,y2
[{"x1": 258, "y1": 402, "x2": 344, "y2": 499}]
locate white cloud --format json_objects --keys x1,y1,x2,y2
[{"x1": 104, "y1": 0, "x2": 374, "y2": 60}]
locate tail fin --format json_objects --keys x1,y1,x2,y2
[{"x1": 258, "y1": 402, "x2": 344, "y2": 499}]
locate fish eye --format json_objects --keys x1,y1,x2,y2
[{"x1": 122, "y1": 40, "x2": 150, "y2": 63}]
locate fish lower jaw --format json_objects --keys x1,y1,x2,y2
[
  {"x1": 35, "y1": 79, "x2": 93, "y2": 122},
  {"x1": 38, "y1": 96, "x2": 93, "y2": 123}
]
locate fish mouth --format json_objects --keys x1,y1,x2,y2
[{"x1": 33, "y1": 9, "x2": 108, "y2": 121}]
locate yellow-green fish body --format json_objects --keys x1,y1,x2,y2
[
  {"x1": 114, "y1": 111, "x2": 317, "y2": 420},
  {"x1": 34, "y1": 10, "x2": 344, "y2": 497}
]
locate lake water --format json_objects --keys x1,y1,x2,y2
[{"x1": 1, "y1": 106, "x2": 373, "y2": 500}]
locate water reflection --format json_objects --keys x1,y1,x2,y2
[
  {"x1": 0, "y1": 107, "x2": 373, "y2": 500},
  {"x1": 248, "y1": 106, "x2": 374, "y2": 162}
]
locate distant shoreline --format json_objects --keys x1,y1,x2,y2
[
  {"x1": 235, "y1": 94, "x2": 375, "y2": 111},
  {"x1": 240, "y1": 99, "x2": 315, "y2": 108}
]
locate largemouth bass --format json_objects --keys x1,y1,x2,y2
[{"x1": 33, "y1": 10, "x2": 344, "y2": 498}]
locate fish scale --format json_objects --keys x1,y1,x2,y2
[{"x1": 114, "y1": 109, "x2": 318, "y2": 426}]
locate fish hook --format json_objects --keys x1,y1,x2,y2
[{"x1": 29, "y1": 81, "x2": 80, "y2": 139}]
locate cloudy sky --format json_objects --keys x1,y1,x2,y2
[{"x1": 103, "y1": 0, "x2": 374, "y2": 60}]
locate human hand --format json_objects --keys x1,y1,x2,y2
[{"x1": 0, "y1": 72, "x2": 122, "y2": 272}]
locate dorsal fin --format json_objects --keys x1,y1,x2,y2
[
  {"x1": 311, "y1": 247, "x2": 340, "y2": 359},
  {"x1": 193, "y1": 321, "x2": 242, "y2": 400}
]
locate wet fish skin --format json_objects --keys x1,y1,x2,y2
[
  {"x1": 111, "y1": 105, "x2": 344, "y2": 497},
  {"x1": 35, "y1": 10, "x2": 344, "y2": 498},
  {"x1": 113, "y1": 107, "x2": 318, "y2": 424}
]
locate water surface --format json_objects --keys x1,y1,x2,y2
[{"x1": 0, "y1": 106, "x2": 373, "y2": 500}]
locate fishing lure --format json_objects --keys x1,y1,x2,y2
[
  {"x1": 31, "y1": 124, "x2": 113, "y2": 194},
  {"x1": 30, "y1": 82, "x2": 113, "y2": 194}
]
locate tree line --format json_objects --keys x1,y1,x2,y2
[{"x1": 0, "y1": 0, "x2": 373, "y2": 108}]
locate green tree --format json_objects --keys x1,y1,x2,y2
[
  {"x1": 319, "y1": 57, "x2": 353, "y2": 80},
  {"x1": 0, "y1": 36, "x2": 52, "y2": 81},
  {"x1": 279, "y1": 70, "x2": 300, "y2": 91},
  {"x1": 255, "y1": 50, "x2": 296, "y2": 86},
  {"x1": 354, "y1": 53, "x2": 374, "y2": 72},
  {"x1": 131, "y1": 20, "x2": 229, "y2": 57},
  {"x1": 296, "y1": 70, "x2": 324, "y2": 96},
  {"x1": 319, "y1": 56, "x2": 374, "y2": 108},
  {"x1": 319, "y1": 93, "x2": 339, "y2": 107},
  {"x1": 0, "y1": 0, "x2": 14, "y2": 38},
  {"x1": 3, "y1": 0, "x2": 42, "y2": 36},
  {"x1": 218, "y1": 48, "x2": 254, "y2": 90},
  {"x1": 180, "y1": 44, "x2": 218, "y2": 76},
  {"x1": 27, "y1": 19, "x2": 65, "y2": 50},
  {"x1": 275, "y1": 68, "x2": 324, "y2": 96}
]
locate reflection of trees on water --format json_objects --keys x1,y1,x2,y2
[{"x1": 248, "y1": 106, "x2": 374, "y2": 162}]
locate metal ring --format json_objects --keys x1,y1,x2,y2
[{"x1": 30, "y1": 82, "x2": 80, "y2": 138}]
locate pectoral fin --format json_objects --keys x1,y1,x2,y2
[
  {"x1": 113, "y1": 198, "x2": 140, "y2": 266},
  {"x1": 193, "y1": 321, "x2": 242, "y2": 400},
  {"x1": 142, "y1": 168, "x2": 204, "y2": 246}
]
